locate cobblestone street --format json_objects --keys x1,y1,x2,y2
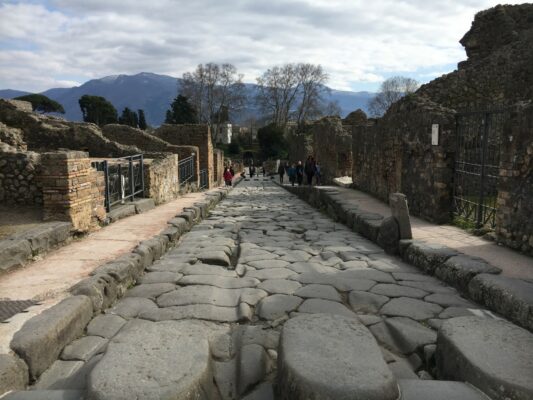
[{"x1": 8, "y1": 179, "x2": 531, "y2": 400}]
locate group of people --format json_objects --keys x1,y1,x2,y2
[{"x1": 278, "y1": 156, "x2": 321, "y2": 186}]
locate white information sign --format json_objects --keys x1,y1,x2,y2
[{"x1": 431, "y1": 124, "x2": 439, "y2": 145}]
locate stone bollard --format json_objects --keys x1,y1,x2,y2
[{"x1": 389, "y1": 193, "x2": 413, "y2": 239}]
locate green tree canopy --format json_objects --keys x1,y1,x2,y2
[
  {"x1": 138, "y1": 109, "x2": 147, "y2": 130},
  {"x1": 79, "y1": 95, "x2": 117, "y2": 126},
  {"x1": 118, "y1": 107, "x2": 138, "y2": 127},
  {"x1": 257, "y1": 123, "x2": 287, "y2": 159},
  {"x1": 165, "y1": 94, "x2": 199, "y2": 124},
  {"x1": 14, "y1": 94, "x2": 65, "y2": 114}
]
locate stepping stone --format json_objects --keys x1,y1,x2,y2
[
  {"x1": 257, "y1": 294, "x2": 303, "y2": 320},
  {"x1": 157, "y1": 286, "x2": 267, "y2": 307},
  {"x1": 88, "y1": 320, "x2": 216, "y2": 399},
  {"x1": 398, "y1": 379, "x2": 491, "y2": 400},
  {"x1": 179, "y1": 275, "x2": 260, "y2": 289},
  {"x1": 349, "y1": 290, "x2": 389, "y2": 313},
  {"x1": 86, "y1": 314, "x2": 126, "y2": 339},
  {"x1": 371, "y1": 283, "x2": 428, "y2": 298},
  {"x1": 247, "y1": 268, "x2": 298, "y2": 281},
  {"x1": 137, "y1": 272, "x2": 182, "y2": 284},
  {"x1": 181, "y1": 264, "x2": 237, "y2": 277},
  {"x1": 278, "y1": 314, "x2": 399, "y2": 399},
  {"x1": 298, "y1": 299, "x2": 357, "y2": 318},
  {"x1": 123, "y1": 283, "x2": 175, "y2": 300},
  {"x1": 247, "y1": 260, "x2": 290, "y2": 269},
  {"x1": 380, "y1": 297, "x2": 442, "y2": 320},
  {"x1": 139, "y1": 303, "x2": 252, "y2": 323},
  {"x1": 437, "y1": 316, "x2": 533, "y2": 400},
  {"x1": 370, "y1": 317, "x2": 436, "y2": 354},
  {"x1": 238, "y1": 344, "x2": 268, "y2": 395},
  {"x1": 258, "y1": 279, "x2": 302, "y2": 295},
  {"x1": 294, "y1": 284, "x2": 341, "y2": 302}
]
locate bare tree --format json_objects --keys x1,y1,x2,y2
[
  {"x1": 181, "y1": 63, "x2": 246, "y2": 125},
  {"x1": 368, "y1": 76, "x2": 419, "y2": 117},
  {"x1": 255, "y1": 63, "x2": 329, "y2": 129}
]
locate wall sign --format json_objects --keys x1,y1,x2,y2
[{"x1": 431, "y1": 124, "x2": 439, "y2": 145}]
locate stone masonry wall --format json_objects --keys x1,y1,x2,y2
[
  {"x1": 495, "y1": 103, "x2": 533, "y2": 255},
  {"x1": 213, "y1": 149, "x2": 224, "y2": 186},
  {"x1": 89, "y1": 168, "x2": 106, "y2": 229},
  {"x1": 154, "y1": 124, "x2": 214, "y2": 188},
  {"x1": 0, "y1": 142, "x2": 42, "y2": 205},
  {"x1": 143, "y1": 154, "x2": 180, "y2": 205},
  {"x1": 0, "y1": 122, "x2": 26, "y2": 150},
  {"x1": 352, "y1": 96, "x2": 456, "y2": 224},
  {"x1": 40, "y1": 151, "x2": 99, "y2": 232}
]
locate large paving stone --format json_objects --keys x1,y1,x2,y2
[
  {"x1": 247, "y1": 260, "x2": 290, "y2": 269},
  {"x1": 139, "y1": 303, "x2": 252, "y2": 323},
  {"x1": 106, "y1": 297, "x2": 158, "y2": 319},
  {"x1": 10, "y1": 296, "x2": 93, "y2": 380},
  {"x1": 197, "y1": 250, "x2": 231, "y2": 266},
  {"x1": 0, "y1": 354, "x2": 28, "y2": 395},
  {"x1": 246, "y1": 268, "x2": 297, "y2": 280},
  {"x1": 380, "y1": 297, "x2": 442, "y2": 320},
  {"x1": 86, "y1": 314, "x2": 126, "y2": 339},
  {"x1": 33, "y1": 359, "x2": 84, "y2": 389},
  {"x1": 88, "y1": 319, "x2": 216, "y2": 399},
  {"x1": 370, "y1": 317, "x2": 437, "y2": 354},
  {"x1": 338, "y1": 268, "x2": 395, "y2": 283},
  {"x1": 238, "y1": 344, "x2": 268, "y2": 395},
  {"x1": 179, "y1": 274, "x2": 259, "y2": 289},
  {"x1": 2, "y1": 390, "x2": 84, "y2": 400},
  {"x1": 278, "y1": 314, "x2": 399, "y2": 399},
  {"x1": 294, "y1": 284, "x2": 341, "y2": 302},
  {"x1": 137, "y1": 271, "x2": 183, "y2": 284},
  {"x1": 298, "y1": 298, "x2": 357, "y2": 318},
  {"x1": 181, "y1": 264, "x2": 237, "y2": 277},
  {"x1": 258, "y1": 279, "x2": 302, "y2": 294},
  {"x1": 123, "y1": 283, "x2": 176, "y2": 300},
  {"x1": 371, "y1": 283, "x2": 428, "y2": 298},
  {"x1": 424, "y1": 293, "x2": 473, "y2": 308},
  {"x1": 468, "y1": 274, "x2": 533, "y2": 331},
  {"x1": 286, "y1": 262, "x2": 332, "y2": 274},
  {"x1": 437, "y1": 316, "x2": 533, "y2": 400},
  {"x1": 257, "y1": 294, "x2": 303, "y2": 320},
  {"x1": 60, "y1": 336, "x2": 107, "y2": 362},
  {"x1": 398, "y1": 379, "x2": 491, "y2": 400},
  {"x1": 157, "y1": 286, "x2": 267, "y2": 307},
  {"x1": 294, "y1": 272, "x2": 376, "y2": 291},
  {"x1": 349, "y1": 290, "x2": 390, "y2": 313}
]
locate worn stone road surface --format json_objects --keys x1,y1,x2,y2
[{"x1": 9, "y1": 180, "x2": 533, "y2": 400}]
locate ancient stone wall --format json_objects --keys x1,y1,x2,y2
[
  {"x1": 0, "y1": 142, "x2": 42, "y2": 206},
  {"x1": 495, "y1": 103, "x2": 533, "y2": 255},
  {"x1": 416, "y1": 4, "x2": 533, "y2": 110},
  {"x1": 89, "y1": 168, "x2": 106, "y2": 229},
  {"x1": 352, "y1": 96, "x2": 456, "y2": 223},
  {"x1": 0, "y1": 99, "x2": 141, "y2": 158},
  {"x1": 40, "y1": 151, "x2": 103, "y2": 232},
  {"x1": 312, "y1": 116, "x2": 353, "y2": 184},
  {"x1": 143, "y1": 154, "x2": 180, "y2": 205},
  {"x1": 154, "y1": 124, "x2": 214, "y2": 188},
  {"x1": 213, "y1": 149, "x2": 224, "y2": 186},
  {"x1": 0, "y1": 122, "x2": 26, "y2": 150},
  {"x1": 287, "y1": 131, "x2": 312, "y2": 164}
]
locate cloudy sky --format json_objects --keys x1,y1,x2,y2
[{"x1": 0, "y1": 0, "x2": 523, "y2": 93}]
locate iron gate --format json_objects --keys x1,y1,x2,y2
[
  {"x1": 453, "y1": 110, "x2": 508, "y2": 229},
  {"x1": 178, "y1": 154, "x2": 196, "y2": 187},
  {"x1": 199, "y1": 169, "x2": 208, "y2": 189},
  {"x1": 92, "y1": 154, "x2": 145, "y2": 212}
]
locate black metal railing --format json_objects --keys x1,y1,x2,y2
[
  {"x1": 178, "y1": 154, "x2": 195, "y2": 187},
  {"x1": 199, "y1": 169, "x2": 208, "y2": 189},
  {"x1": 91, "y1": 154, "x2": 145, "y2": 212}
]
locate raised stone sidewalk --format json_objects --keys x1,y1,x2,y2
[{"x1": 2, "y1": 179, "x2": 532, "y2": 399}]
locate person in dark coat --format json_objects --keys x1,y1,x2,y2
[
  {"x1": 304, "y1": 156, "x2": 315, "y2": 185},
  {"x1": 296, "y1": 161, "x2": 304, "y2": 186},
  {"x1": 223, "y1": 167, "x2": 233, "y2": 186},
  {"x1": 287, "y1": 164, "x2": 297, "y2": 186},
  {"x1": 277, "y1": 163, "x2": 286, "y2": 183}
]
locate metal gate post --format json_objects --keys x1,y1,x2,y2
[
  {"x1": 129, "y1": 156, "x2": 135, "y2": 202},
  {"x1": 104, "y1": 160, "x2": 111, "y2": 213},
  {"x1": 140, "y1": 154, "x2": 145, "y2": 197},
  {"x1": 477, "y1": 113, "x2": 491, "y2": 228}
]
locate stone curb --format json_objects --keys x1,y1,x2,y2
[
  {"x1": 278, "y1": 183, "x2": 532, "y2": 332},
  {"x1": 3, "y1": 182, "x2": 240, "y2": 392}
]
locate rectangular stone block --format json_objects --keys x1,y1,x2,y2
[{"x1": 389, "y1": 193, "x2": 413, "y2": 239}]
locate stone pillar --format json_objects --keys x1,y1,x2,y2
[
  {"x1": 40, "y1": 151, "x2": 94, "y2": 232},
  {"x1": 389, "y1": 193, "x2": 413, "y2": 239}
]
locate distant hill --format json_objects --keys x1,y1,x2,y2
[{"x1": 0, "y1": 72, "x2": 374, "y2": 126}]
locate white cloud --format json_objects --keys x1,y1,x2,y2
[{"x1": 0, "y1": 0, "x2": 525, "y2": 92}]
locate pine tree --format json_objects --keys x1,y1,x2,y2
[
  {"x1": 165, "y1": 94, "x2": 198, "y2": 124},
  {"x1": 79, "y1": 95, "x2": 117, "y2": 126},
  {"x1": 118, "y1": 107, "x2": 138, "y2": 127},
  {"x1": 138, "y1": 109, "x2": 147, "y2": 130}
]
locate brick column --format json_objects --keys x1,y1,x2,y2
[{"x1": 40, "y1": 151, "x2": 94, "y2": 232}]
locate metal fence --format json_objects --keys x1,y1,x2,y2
[
  {"x1": 199, "y1": 169, "x2": 208, "y2": 189},
  {"x1": 91, "y1": 154, "x2": 145, "y2": 212},
  {"x1": 178, "y1": 154, "x2": 195, "y2": 187},
  {"x1": 453, "y1": 109, "x2": 508, "y2": 229}
]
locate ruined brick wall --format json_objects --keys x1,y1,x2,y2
[
  {"x1": 495, "y1": 103, "x2": 533, "y2": 255},
  {"x1": 0, "y1": 142, "x2": 42, "y2": 205},
  {"x1": 154, "y1": 124, "x2": 214, "y2": 188},
  {"x1": 312, "y1": 116, "x2": 352, "y2": 184},
  {"x1": 40, "y1": 151, "x2": 96, "y2": 232},
  {"x1": 416, "y1": 4, "x2": 533, "y2": 110},
  {"x1": 352, "y1": 96, "x2": 456, "y2": 223},
  {"x1": 143, "y1": 154, "x2": 180, "y2": 205}
]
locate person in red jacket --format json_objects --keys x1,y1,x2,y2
[{"x1": 223, "y1": 167, "x2": 233, "y2": 186}]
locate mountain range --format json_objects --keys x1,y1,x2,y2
[{"x1": 0, "y1": 72, "x2": 374, "y2": 127}]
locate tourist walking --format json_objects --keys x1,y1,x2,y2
[
  {"x1": 287, "y1": 164, "x2": 296, "y2": 186},
  {"x1": 296, "y1": 161, "x2": 304, "y2": 186},
  {"x1": 315, "y1": 162, "x2": 321, "y2": 185},
  {"x1": 223, "y1": 167, "x2": 233, "y2": 186},
  {"x1": 278, "y1": 163, "x2": 285, "y2": 184},
  {"x1": 305, "y1": 156, "x2": 315, "y2": 185},
  {"x1": 250, "y1": 164, "x2": 256, "y2": 178}
]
